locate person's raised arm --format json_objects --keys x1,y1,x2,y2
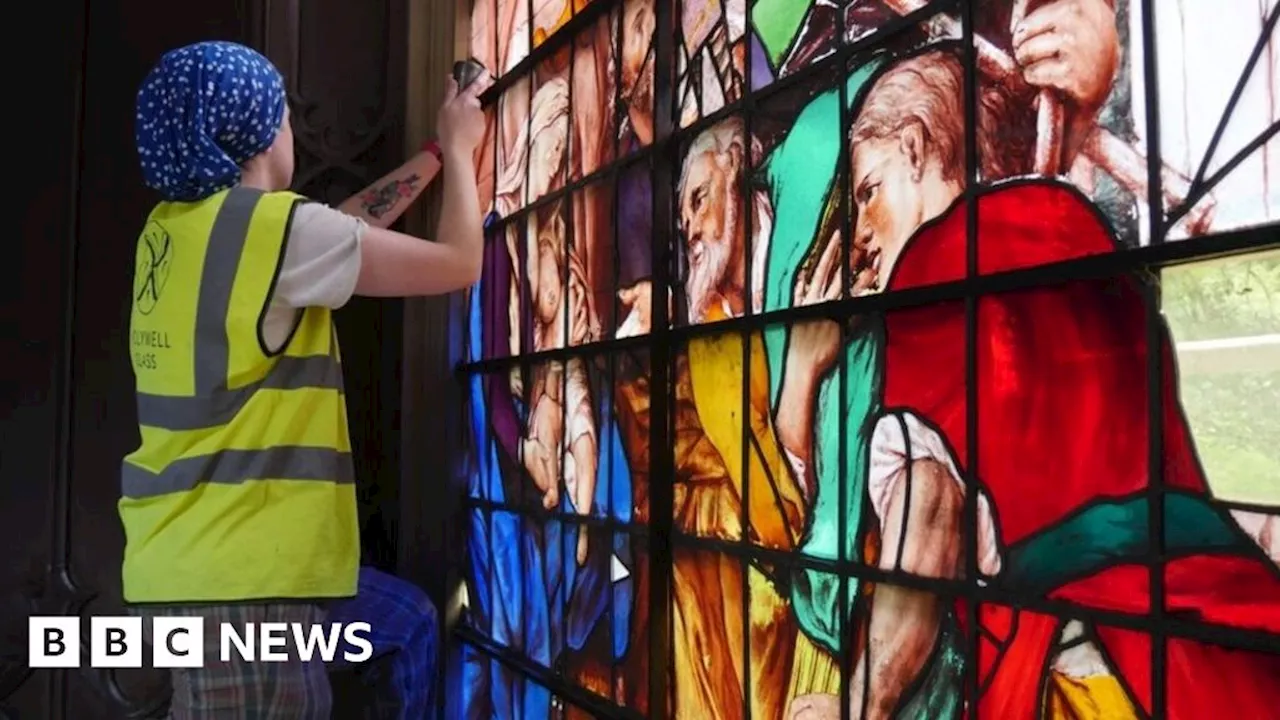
[
  {"x1": 353, "y1": 75, "x2": 489, "y2": 297},
  {"x1": 337, "y1": 145, "x2": 442, "y2": 229}
]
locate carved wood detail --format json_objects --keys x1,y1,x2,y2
[{"x1": 259, "y1": 0, "x2": 408, "y2": 204}]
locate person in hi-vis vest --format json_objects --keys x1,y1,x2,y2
[{"x1": 123, "y1": 41, "x2": 487, "y2": 718}]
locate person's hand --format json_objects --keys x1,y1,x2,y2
[
  {"x1": 617, "y1": 281, "x2": 652, "y2": 338},
  {"x1": 616, "y1": 280, "x2": 672, "y2": 338},
  {"x1": 796, "y1": 229, "x2": 843, "y2": 307},
  {"x1": 788, "y1": 231, "x2": 844, "y2": 382},
  {"x1": 521, "y1": 437, "x2": 560, "y2": 509},
  {"x1": 437, "y1": 75, "x2": 488, "y2": 158},
  {"x1": 1013, "y1": 0, "x2": 1119, "y2": 111}
]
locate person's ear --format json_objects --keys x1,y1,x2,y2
[{"x1": 900, "y1": 122, "x2": 926, "y2": 181}]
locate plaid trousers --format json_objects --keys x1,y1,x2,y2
[
  {"x1": 135, "y1": 569, "x2": 438, "y2": 719},
  {"x1": 134, "y1": 603, "x2": 331, "y2": 720}
]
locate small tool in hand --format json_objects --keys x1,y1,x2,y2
[{"x1": 453, "y1": 58, "x2": 487, "y2": 91}]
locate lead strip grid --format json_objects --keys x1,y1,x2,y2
[{"x1": 453, "y1": 0, "x2": 1280, "y2": 718}]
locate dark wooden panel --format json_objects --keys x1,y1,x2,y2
[
  {"x1": 1, "y1": 0, "x2": 84, "y2": 713},
  {"x1": 3, "y1": 0, "x2": 250, "y2": 715},
  {"x1": 257, "y1": 0, "x2": 409, "y2": 572},
  {"x1": 2, "y1": 0, "x2": 408, "y2": 716},
  {"x1": 1, "y1": 1, "x2": 252, "y2": 716}
]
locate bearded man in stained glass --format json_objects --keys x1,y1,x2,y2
[{"x1": 613, "y1": 117, "x2": 808, "y2": 718}]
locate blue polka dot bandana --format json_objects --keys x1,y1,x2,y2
[{"x1": 135, "y1": 41, "x2": 286, "y2": 202}]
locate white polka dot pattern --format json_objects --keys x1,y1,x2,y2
[{"x1": 135, "y1": 41, "x2": 286, "y2": 202}]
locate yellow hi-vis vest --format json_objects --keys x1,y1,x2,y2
[{"x1": 120, "y1": 187, "x2": 359, "y2": 604}]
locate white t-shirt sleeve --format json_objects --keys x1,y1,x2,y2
[
  {"x1": 259, "y1": 202, "x2": 366, "y2": 353},
  {"x1": 276, "y1": 202, "x2": 366, "y2": 310},
  {"x1": 868, "y1": 410, "x2": 1003, "y2": 577}
]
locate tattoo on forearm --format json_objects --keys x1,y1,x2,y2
[{"x1": 359, "y1": 173, "x2": 422, "y2": 218}]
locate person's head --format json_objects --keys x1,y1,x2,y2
[
  {"x1": 135, "y1": 41, "x2": 291, "y2": 203},
  {"x1": 241, "y1": 105, "x2": 294, "y2": 192},
  {"x1": 678, "y1": 117, "x2": 757, "y2": 322},
  {"x1": 848, "y1": 49, "x2": 966, "y2": 290},
  {"x1": 620, "y1": 0, "x2": 655, "y2": 143}
]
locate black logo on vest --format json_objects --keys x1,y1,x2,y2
[{"x1": 134, "y1": 221, "x2": 173, "y2": 315}]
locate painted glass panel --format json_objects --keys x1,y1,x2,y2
[
  {"x1": 677, "y1": 0, "x2": 748, "y2": 127},
  {"x1": 1144, "y1": 0, "x2": 1280, "y2": 239},
  {"x1": 470, "y1": 0, "x2": 533, "y2": 78},
  {"x1": 619, "y1": 0, "x2": 656, "y2": 154},
  {"x1": 455, "y1": 0, "x2": 1280, "y2": 717}
]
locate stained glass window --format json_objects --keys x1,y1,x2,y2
[{"x1": 453, "y1": 0, "x2": 1280, "y2": 717}]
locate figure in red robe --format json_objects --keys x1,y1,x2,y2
[
  {"x1": 785, "y1": 39, "x2": 1279, "y2": 719},
  {"x1": 880, "y1": 178, "x2": 1280, "y2": 719}
]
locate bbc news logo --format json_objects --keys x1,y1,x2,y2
[{"x1": 28, "y1": 616, "x2": 373, "y2": 668}]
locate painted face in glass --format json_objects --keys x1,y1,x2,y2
[
  {"x1": 849, "y1": 127, "x2": 961, "y2": 292},
  {"x1": 680, "y1": 145, "x2": 742, "y2": 321}
]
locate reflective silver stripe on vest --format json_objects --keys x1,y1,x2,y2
[
  {"x1": 196, "y1": 187, "x2": 263, "y2": 394},
  {"x1": 122, "y1": 447, "x2": 355, "y2": 498},
  {"x1": 135, "y1": 353, "x2": 342, "y2": 430},
  {"x1": 125, "y1": 189, "x2": 349, "y2": 499},
  {"x1": 133, "y1": 188, "x2": 343, "y2": 431}
]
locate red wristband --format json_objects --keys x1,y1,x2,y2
[{"x1": 421, "y1": 139, "x2": 443, "y2": 163}]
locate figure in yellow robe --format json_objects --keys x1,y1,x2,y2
[{"x1": 616, "y1": 301, "x2": 807, "y2": 719}]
